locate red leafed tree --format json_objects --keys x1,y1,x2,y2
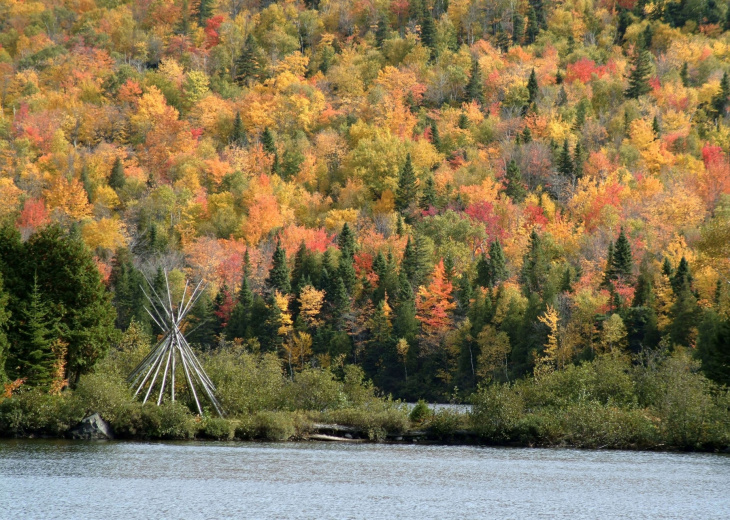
[
  {"x1": 214, "y1": 286, "x2": 236, "y2": 328},
  {"x1": 416, "y1": 259, "x2": 456, "y2": 353},
  {"x1": 465, "y1": 201, "x2": 505, "y2": 243},
  {"x1": 17, "y1": 198, "x2": 49, "y2": 233},
  {"x1": 700, "y1": 144, "x2": 730, "y2": 208}
]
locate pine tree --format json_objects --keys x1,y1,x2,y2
[
  {"x1": 488, "y1": 239, "x2": 507, "y2": 285},
  {"x1": 266, "y1": 242, "x2": 291, "y2": 294},
  {"x1": 671, "y1": 256, "x2": 692, "y2": 294},
  {"x1": 338, "y1": 252, "x2": 357, "y2": 294},
  {"x1": 458, "y1": 112, "x2": 469, "y2": 129},
  {"x1": 612, "y1": 228, "x2": 633, "y2": 280},
  {"x1": 624, "y1": 47, "x2": 652, "y2": 99},
  {"x1": 616, "y1": 9, "x2": 630, "y2": 43},
  {"x1": 465, "y1": 57, "x2": 485, "y2": 104},
  {"x1": 227, "y1": 275, "x2": 254, "y2": 340},
  {"x1": 109, "y1": 157, "x2": 126, "y2": 191},
  {"x1": 557, "y1": 139, "x2": 574, "y2": 178},
  {"x1": 419, "y1": 176, "x2": 437, "y2": 210},
  {"x1": 235, "y1": 34, "x2": 261, "y2": 85},
  {"x1": 395, "y1": 153, "x2": 418, "y2": 213},
  {"x1": 522, "y1": 126, "x2": 532, "y2": 143},
  {"x1": 527, "y1": 68, "x2": 538, "y2": 104},
  {"x1": 7, "y1": 274, "x2": 57, "y2": 388},
  {"x1": 652, "y1": 115, "x2": 660, "y2": 138},
  {"x1": 504, "y1": 159, "x2": 527, "y2": 202}
]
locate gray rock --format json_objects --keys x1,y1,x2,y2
[{"x1": 69, "y1": 413, "x2": 114, "y2": 440}]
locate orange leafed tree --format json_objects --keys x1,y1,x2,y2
[{"x1": 416, "y1": 259, "x2": 456, "y2": 353}]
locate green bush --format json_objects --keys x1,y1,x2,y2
[
  {"x1": 425, "y1": 409, "x2": 468, "y2": 439},
  {"x1": 0, "y1": 389, "x2": 83, "y2": 437},
  {"x1": 287, "y1": 368, "x2": 345, "y2": 412},
  {"x1": 470, "y1": 384, "x2": 525, "y2": 441},
  {"x1": 112, "y1": 401, "x2": 198, "y2": 440},
  {"x1": 72, "y1": 372, "x2": 134, "y2": 425},
  {"x1": 322, "y1": 404, "x2": 409, "y2": 440},
  {"x1": 252, "y1": 411, "x2": 295, "y2": 441},
  {"x1": 409, "y1": 400, "x2": 432, "y2": 424},
  {"x1": 202, "y1": 417, "x2": 237, "y2": 440}
]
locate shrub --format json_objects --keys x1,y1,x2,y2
[
  {"x1": 202, "y1": 417, "x2": 237, "y2": 440},
  {"x1": 287, "y1": 368, "x2": 345, "y2": 412},
  {"x1": 409, "y1": 400, "x2": 432, "y2": 424},
  {"x1": 252, "y1": 411, "x2": 295, "y2": 441},
  {"x1": 72, "y1": 372, "x2": 134, "y2": 425},
  {"x1": 470, "y1": 384, "x2": 525, "y2": 441},
  {"x1": 425, "y1": 409, "x2": 468, "y2": 439},
  {"x1": 0, "y1": 389, "x2": 82, "y2": 437}
]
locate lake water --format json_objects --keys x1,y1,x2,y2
[{"x1": 2, "y1": 440, "x2": 729, "y2": 519}]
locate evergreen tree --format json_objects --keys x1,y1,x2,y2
[
  {"x1": 231, "y1": 112, "x2": 246, "y2": 146},
  {"x1": 261, "y1": 127, "x2": 276, "y2": 154},
  {"x1": 266, "y1": 242, "x2": 291, "y2": 294},
  {"x1": 642, "y1": 22, "x2": 653, "y2": 49},
  {"x1": 227, "y1": 275, "x2": 254, "y2": 340},
  {"x1": 465, "y1": 57, "x2": 485, "y2": 104},
  {"x1": 338, "y1": 223, "x2": 356, "y2": 258},
  {"x1": 197, "y1": 0, "x2": 213, "y2": 24},
  {"x1": 504, "y1": 159, "x2": 527, "y2": 202},
  {"x1": 7, "y1": 274, "x2": 57, "y2": 388},
  {"x1": 376, "y1": 18, "x2": 388, "y2": 47},
  {"x1": 680, "y1": 62, "x2": 689, "y2": 87},
  {"x1": 512, "y1": 12, "x2": 525, "y2": 44},
  {"x1": 522, "y1": 126, "x2": 532, "y2": 143},
  {"x1": 616, "y1": 9, "x2": 630, "y2": 43},
  {"x1": 458, "y1": 112, "x2": 469, "y2": 129},
  {"x1": 697, "y1": 312, "x2": 730, "y2": 386},
  {"x1": 0, "y1": 272, "x2": 9, "y2": 382},
  {"x1": 235, "y1": 34, "x2": 261, "y2": 85},
  {"x1": 401, "y1": 235, "x2": 430, "y2": 288},
  {"x1": 419, "y1": 176, "x2": 438, "y2": 210},
  {"x1": 712, "y1": 71, "x2": 730, "y2": 117},
  {"x1": 624, "y1": 47, "x2": 653, "y2": 99},
  {"x1": 429, "y1": 119, "x2": 441, "y2": 151},
  {"x1": 520, "y1": 229, "x2": 550, "y2": 297},
  {"x1": 330, "y1": 275, "x2": 350, "y2": 328},
  {"x1": 476, "y1": 253, "x2": 491, "y2": 288},
  {"x1": 652, "y1": 115, "x2": 660, "y2": 138},
  {"x1": 420, "y1": 10, "x2": 437, "y2": 57},
  {"x1": 602, "y1": 242, "x2": 616, "y2": 287},
  {"x1": 109, "y1": 157, "x2": 126, "y2": 191},
  {"x1": 488, "y1": 239, "x2": 507, "y2": 285},
  {"x1": 527, "y1": 68, "x2": 538, "y2": 104},
  {"x1": 557, "y1": 139, "x2": 574, "y2": 178},
  {"x1": 109, "y1": 248, "x2": 149, "y2": 331},
  {"x1": 526, "y1": 6, "x2": 539, "y2": 43},
  {"x1": 671, "y1": 256, "x2": 692, "y2": 294},
  {"x1": 338, "y1": 252, "x2": 357, "y2": 294},
  {"x1": 573, "y1": 141, "x2": 584, "y2": 179},
  {"x1": 612, "y1": 228, "x2": 633, "y2": 280},
  {"x1": 395, "y1": 154, "x2": 418, "y2": 213},
  {"x1": 669, "y1": 276, "x2": 701, "y2": 347}
]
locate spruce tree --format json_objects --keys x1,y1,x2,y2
[
  {"x1": 652, "y1": 115, "x2": 660, "y2": 138},
  {"x1": 376, "y1": 18, "x2": 388, "y2": 47},
  {"x1": 573, "y1": 141, "x2": 584, "y2": 180},
  {"x1": 0, "y1": 273, "x2": 9, "y2": 382},
  {"x1": 557, "y1": 139, "x2": 574, "y2": 178},
  {"x1": 429, "y1": 119, "x2": 441, "y2": 151},
  {"x1": 612, "y1": 228, "x2": 633, "y2": 280},
  {"x1": 7, "y1": 275, "x2": 57, "y2": 388},
  {"x1": 504, "y1": 159, "x2": 526, "y2": 202},
  {"x1": 420, "y1": 10, "x2": 437, "y2": 57},
  {"x1": 616, "y1": 9, "x2": 630, "y2": 43},
  {"x1": 198, "y1": 0, "x2": 213, "y2": 24},
  {"x1": 671, "y1": 256, "x2": 692, "y2": 294},
  {"x1": 109, "y1": 157, "x2": 126, "y2": 191},
  {"x1": 680, "y1": 62, "x2": 689, "y2": 87},
  {"x1": 624, "y1": 47, "x2": 652, "y2": 99},
  {"x1": 419, "y1": 176, "x2": 438, "y2": 210},
  {"x1": 338, "y1": 252, "x2": 357, "y2": 294},
  {"x1": 235, "y1": 34, "x2": 261, "y2": 85},
  {"x1": 266, "y1": 241, "x2": 291, "y2": 294},
  {"x1": 231, "y1": 111, "x2": 246, "y2": 146},
  {"x1": 712, "y1": 71, "x2": 730, "y2": 117},
  {"x1": 526, "y1": 6, "x2": 539, "y2": 43},
  {"x1": 338, "y1": 223, "x2": 356, "y2": 258},
  {"x1": 527, "y1": 68, "x2": 538, "y2": 104},
  {"x1": 261, "y1": 127, "x2": 276, "y2": 154},
  {"x1": 476, "y1": 253, "x2": 491, "y2": 288},
  {"x1": 488, "y1": 239, "x2": 507, "y2": 285},
  {"x1": 465, "y1": 57, "x2": 485, "y2": 105},
  {"x1": 401, "y1": 235, "x2": 429, "y2": 288},
  {"x1": 395, "y1": 154, "x2": 418, "y2": 213},
  {"x1": 512, "y1": 12, "x2": 525, "y2": 44}
]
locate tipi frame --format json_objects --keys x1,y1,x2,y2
[{"x1": 127, "y1": 271, "x2": 224, "y2": 416}]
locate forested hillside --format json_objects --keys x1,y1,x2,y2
[{"x1": 0, "y1": 0, "x2": 729, "y2": 402}]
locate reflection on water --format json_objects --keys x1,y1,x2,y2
[{"x1": 2, "y1": 439, "x2": 729, "y2": 519}]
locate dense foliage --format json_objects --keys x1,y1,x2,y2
[{"x1": 0, "y1": 0, "x2": 729, "y2": 407}]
